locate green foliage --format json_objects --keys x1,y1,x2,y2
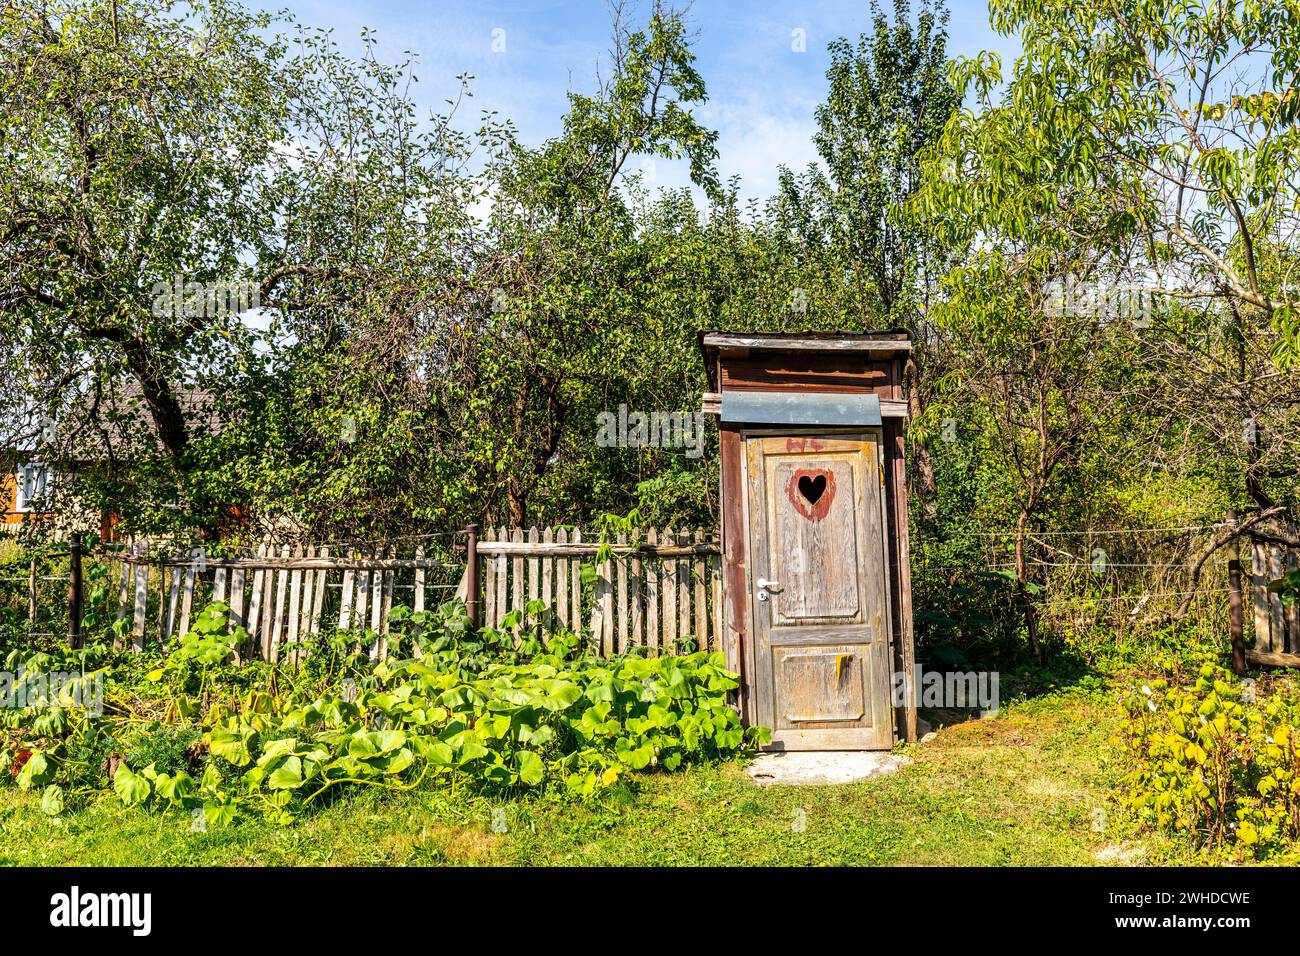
[
  {"x1": 779, "y1": 0, "x2": 957, "y2": 323},
  {"x1": 0, "y1": 601, "x2": 766, "y2": 829},
  {"x1": 1267, "y1": 568, "x2": 1300, "y2": 608},
  {"x1": 146, "y1": 601, "x2": 245, "y2": 695},
  {"x1": 124, "y1": 725, "x2": 202, "y2": 778},
  {"x1": 1114, "y1": 657, "x2": 1300, "y2": 859}
]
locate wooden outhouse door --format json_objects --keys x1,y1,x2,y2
[{"x1": 744, "y1": 432, "x2": 894, "y2": 750}]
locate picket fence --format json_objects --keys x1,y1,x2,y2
[
  {"x1": 1251, "y1": 523, "x2": 1300, "y2": 660},
  {"x1": 110, "y1": 540, "x2": 464, "y2": 662},
  {"x1": 477, "y1": 527, "x2": 723, "y2": 655},
  {"x1": 103, "y1": 526, "x2": 722, "y2": 663}
]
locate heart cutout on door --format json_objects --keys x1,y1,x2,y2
[
  {"x1": 787, "y1": 468, "x2": 836, "y2": 521},
  {"x1": 797, "y1": 473, "x2": 827, "y2": 505}
]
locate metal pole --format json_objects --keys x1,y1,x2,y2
[{"x1": 465, "y1": 523, "x2": 480, "y2": 629}]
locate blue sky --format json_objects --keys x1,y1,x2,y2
[{"x1": 276, "y1": 0, "x2": 1019, "y2": 201}]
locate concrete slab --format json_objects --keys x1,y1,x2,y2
[{"x1": 746, "y1": 751, "x2": 910, "y2": 786}]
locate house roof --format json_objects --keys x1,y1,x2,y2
[{"x1": 39, "y1": 381, "x2": 227, "y2": 465}]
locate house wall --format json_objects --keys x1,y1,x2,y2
[{"x1": 2, "y1": 471, "x2": 20, "y2": 526}]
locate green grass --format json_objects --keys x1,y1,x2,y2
[{"x1": 0, "y1": 685, "x2": 1186, "y2": 866}]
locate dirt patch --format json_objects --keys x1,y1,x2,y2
[
  {"x1": 379, "y1": 824, "x2": 501, "y2": 863},
  {"x1": 1092, "y1": 842, "x2": 1147, "y2": 865}
]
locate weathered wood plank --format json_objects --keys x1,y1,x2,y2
[
  {"x1": 115, "y1": 553, "x2": 131, "y2": 624},
  {"x1": 287, "y1": 545, "x2": 304, "y2": 659},
  {"x1": 269, "y1": 545, "x2": 290, "y2": 663},
  {"x1": 377, "y1": 546, "x2": 395, "y2": 661},
  {"x1": 495, "y1": 526, "x2": 508, "y2": 628},
  {"x1": 1270, "y1": 544, "x2": 1285, "y2": 654},
  {"x1": 365, "y1": 549, "x2": 382, "y2": 659},
  {"x1": 541, "y1": 527, "x2": 553, "y2": 624},
  {"x1": 165, "y1": 563, "x2": 182, "y2": 646},
  {"x1": 309, "y1": 547, "x2": 329, "y2": 636},
  {"x1": 354, "y1": 549, "x2": 371, "y2": 639},
  {"x1": 677, "y1": 529, "x2": 691, "y2": 651},
  {"x1": 711, "y1": 552, "x2": 723, "y2": 656},
  {"x1": 701, "y1": 332, "x2": 910, "y2": 354},
  {"x1": 569, "y1": 529, "x2": 582, "y2": 634},
  {"x1": 257, "y1": 546, "x2": 273, "y2": 657},
  {"x1": 1247, "y1": 649, "x2": 1300, "y2": 668},
  {"x1": 413, "y1": 544, "x2": 426, "y2": 615},
  {"x1": 554, "y1": 528, "x2": 569, "y2": 627},
  {"x1": 511, "y1": 528, "x2": 525, "y2": 630},
  {"x1": 476, "y1": 541, "x2": 718, "y2": 557},
  {"x1": 1253, "y1": 543, "x2": 1272, "y2": 652},
  {"x1": 646, "y1": 528, "x2": 659, "y2": 655},
  {"x1": 483, "y1": 535, "x2": 497, "y2": 628},
  {"x1": 890, "y1": 414, "x2": 918, "y2": 743},
  {"x1": 596, "y1": 545, "x2": 613, "y2": 654},
  {"x1": 157, "y1": 568, "x2": 170, "y2": 646},
  {"x1": 132, "y1": 559, "x2": 148, "y2": 651},
  {"x1": 614, "y1": 533, "x2": 627, "y2": 654},
  {"x1": 662, "y1": 526, "x2": 677, "y2": 652},
  {"x1": 229, "y1": 568, "x2": 246, "y2": 628},
  {"x1": 247, "y1": 542, "x2": 267, "y2": 651},
  {"x1": 631, "y1": 540, "x2": 643, "y2": 650},
  {"x1": 527, "y1": 526, "x2": 540, "y2": 608},
  {"x1": 338, "y1": 560, "x2": 355, "y2": 631},
  {"x1": 1287, "y1": 548, "x2": 1299, "y2": 654},
  {"x1": 178, "y1": 561, "x2": 197, "y2": 641},
  {"x1": 694, "y1": 528, "x2": 708, "y2": 651}
]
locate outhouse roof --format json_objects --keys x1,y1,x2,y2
[{"x1": 697, "y1": 329, "x2": 911, "y2": 391}]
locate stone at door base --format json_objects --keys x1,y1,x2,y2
[{"x1": 746, "y1": 751, "x2": 910, "y2": 786}]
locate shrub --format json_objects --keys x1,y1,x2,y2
[
  {"x1": 0, "y1": 600, "x2": 768, "y2": 827},
  {"x1": 1112, "y1": 655, "x2": 1300, "y2": 859}
]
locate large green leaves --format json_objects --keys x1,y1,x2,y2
[{"x1": 113, "y1": 764, "x2": 152, "y2": 807}]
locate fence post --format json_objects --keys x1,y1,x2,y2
[
  {"x1": 67, "y1": 533, "x2": 83, "y2": 649},
  {"x1": 465, "y1": 523, "x2": 480, "y2": 629},
  {"x1": 1228, "y1": 558, "x2": 1245, "y2": 675}
]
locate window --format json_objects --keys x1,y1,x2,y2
[{"x1": 14, "y1": 462, "x2": 51, "y2": 512}]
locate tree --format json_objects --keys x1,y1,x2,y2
[
  {"x1": 979, "y1": 0, "x2": 1300, "y2": 357},
  {"x1": 0, "y1": 0, "x2": 476, "y2": 535},
  {"x1": 454, "y1": 2, "x2": 722, "y2": 526},
  {"x1": 0, "y1": 0, "x2": 294, "y2": 463},
  {"x1": 913, "y1": 0, "x2": 1300, "y2": 651},
  {"x1": 776, "y1": 0, "x2": 958, "y2": 498}
]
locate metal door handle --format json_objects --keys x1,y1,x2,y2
[{"x1": 757, "y1": 578, "x2": 783, "y2": 593}]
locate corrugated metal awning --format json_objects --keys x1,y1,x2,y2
[{"x1": 720, "y1": 391, "x2": 882, "y2": 426}]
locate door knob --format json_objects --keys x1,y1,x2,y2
[{"x1": 757, "y1": 578, "x2": 783, "y2": 592}]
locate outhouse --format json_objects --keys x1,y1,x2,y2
[{"x1": 699, "y1": 331, "x2": 916, "y2": 750}]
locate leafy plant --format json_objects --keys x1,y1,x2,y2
[
  {"x1": 1113, "y1": 655, "x2": 1300, "y2": 859},
  {"x1": 0, "y1": 599, "x2": 767, "y2": 830}
]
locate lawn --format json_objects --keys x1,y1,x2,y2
[{"x1": 0, "y1": 683, "x2": 1190, "y2": 866}]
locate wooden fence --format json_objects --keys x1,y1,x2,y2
[
  {"x1": 1251, "y1": 523, "x2": 1300, "y2": 662},
  {"x1": 477, "y1": 527, "x2": 723, "y2": 654},
  {"x1": 93, "y1": 526, "x2": 722, "y2": 662},
  {"x1": 108, "y1": 539, "x2": 465, "y2": 662},
  {"x1": 10, "y1": 520, "x2": 1300, "y2": 667}
]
